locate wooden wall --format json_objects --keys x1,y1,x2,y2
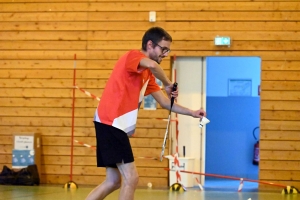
[{"x1": 0, "y1": 0, "x2": 299, "y2": 190}]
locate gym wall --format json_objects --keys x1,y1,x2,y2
[{"x1": 0, "y1": 0, "x2": 299, "y2": 190}]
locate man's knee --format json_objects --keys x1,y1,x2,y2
[
  {"x1": 133, "y1": 175, "x2": 139, "y2": 186},
  {"x1": 128, "y1": 173, "x2": 139, "y2": 187},
  {"x1": 110, "y1": 178, "x2": 122, "y2": 190}
]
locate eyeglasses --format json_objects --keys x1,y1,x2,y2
[{"x1": 151, "y1": 41, "x2": 171, "y2": 54}]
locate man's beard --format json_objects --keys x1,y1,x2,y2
[
  {"x1": 156, "y1": 55, "x2": 163, "y2": 64},
  {"x1": 149, "y1": 52, "x2": 163, "y2": 64}
]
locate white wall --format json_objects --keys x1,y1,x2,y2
[{"x1": 171, "y1": 57, "x2": 206, "y2": 186}]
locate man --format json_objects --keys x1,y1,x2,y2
[{"x1": 86, "y1": 27, "x2": 206, "y2": 200}]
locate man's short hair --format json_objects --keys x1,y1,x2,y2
[{"x1": 142, "y1": 27, "x2": 172, "y2": 51}]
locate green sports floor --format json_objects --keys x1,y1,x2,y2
[{"x1": 0, "y1": 184, "x2": 298, "y2": 200}]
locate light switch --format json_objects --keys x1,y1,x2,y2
[{"x1": 149, "y1": 11, "x2": 156, "y2": 22}]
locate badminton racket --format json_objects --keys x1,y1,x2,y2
[{"x1": 160, "y1": 82, "x2": 178, "y2": 161}]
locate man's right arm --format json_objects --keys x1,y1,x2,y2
[{"x1": 139, "y1": 58, "x2": 172, "y2": 87}]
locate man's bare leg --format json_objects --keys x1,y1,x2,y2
[
  {"x1": 85, "y1": 167, "x2": 121, "y2": 200},
  {"x1": 117, "y1": 162, "x2": 139, "y2": 200}
]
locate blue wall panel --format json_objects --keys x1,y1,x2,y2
[{"x1": 205, "y1": 56, "x2": 261, "y2": 180}]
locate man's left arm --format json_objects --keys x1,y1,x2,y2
[{"x1": 151, "y1": 91, "x2": 206, "y2": 118}]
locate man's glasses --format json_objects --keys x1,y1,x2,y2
[{"x1": 151, "y1": 41, "x2": 171, "y2": 54}]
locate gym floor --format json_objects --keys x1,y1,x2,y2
[{"x1": 0, "y1": 181, "x2": 296, "y2": 200}]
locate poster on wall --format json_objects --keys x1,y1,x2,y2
[
  {"x1": 143, "y1": 95, "x2": 157, "y2": 110},
  {"x1": 143, "y1": 78, "x2": 162, "y2": 110},
  {"x1": 228, "y1": 79, "x2": 252, "y2": 96}
]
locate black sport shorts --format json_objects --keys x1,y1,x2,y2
[{"x1": 94, "y1": 121, "x2": 134, "y2": 168}]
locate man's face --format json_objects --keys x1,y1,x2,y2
[{"x1": 148, "y1": 40, "x2": 171, "y2": 64}]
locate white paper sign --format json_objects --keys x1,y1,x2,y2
[{"x1": 14, "y1": 135, "x2": 34, "y2": 150}]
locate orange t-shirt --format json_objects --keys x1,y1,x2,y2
[{"x1": 94, "y1": 50, "x2": 161, "y2": 136}]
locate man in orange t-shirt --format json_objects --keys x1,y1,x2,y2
[
  {"x1": 86, "y1": 27, "x2": 206, "y2": 200},
  {"x1": 94, "y1": 50, "x2": 161, "y2": 136}
]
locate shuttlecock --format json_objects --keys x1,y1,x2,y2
[
  {"x1": 199, "y1": 117, "x2": 210, "y2": 128},
  {"x1": 147, "y1": 182, "x2": 152, "y2": 188}
]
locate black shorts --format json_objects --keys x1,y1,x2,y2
[{"x1": 94, "y1": 121, "x2": 134, "y2": 168}]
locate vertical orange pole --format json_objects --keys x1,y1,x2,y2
[
  {"x1": 173, "y1": 55, "x2": 179, "y2": 155},
  {"x1": 70, "y1": 54, "x2": 76, "y2": 181},
  {"x1": 173, "y1": 55, "x2": 181, "y2": 183}
]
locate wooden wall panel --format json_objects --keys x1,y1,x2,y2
[
  {"x1": 165, "y1": 22, "x2": 300, "y2": 31},
  {"x1": 11, "y1": 40, "x2": 265, "y2": 51},
  {"x1": 0, "y1": 0, "x2": 299, "y2": 191},
  {"x1": 2, "y1": 30, "x2": 293, "y2": 41},
  {"x1": 0, "y1": 126, "x2": 166, "y2": 137},
  {"x1": 166, "y1": 11, "x2": 300, "y2": 21},
  {"x1": 171, "y1": 31, "x2": 300, "y2": 41},
  {"x1": 0, "y1": 107, "x2": 168, "y2": 118},
  {"x1": 262, "y1": 81, "x2": 300, "y2": 91},
  {"x1": 166, "y1": 2, "x2": 300, "y2": 11},
  {"x1": 0, "y1": 60, "x2": 170, "y2": 70}
]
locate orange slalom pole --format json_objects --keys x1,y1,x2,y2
[
  {"x1": 70, "y1": 54, "x2": 76, "y2": 181},
  {"x1": 164, "y1": 168, "x2": 287, "y2": 188}
]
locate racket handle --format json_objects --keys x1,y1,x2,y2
[{"x1": 170, "y1": 82, "x2": 178, "y2": 108}]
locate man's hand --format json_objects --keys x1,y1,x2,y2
[
  {"x1": 164, "y1": 83, "x2": 178, "y2": 99},
  {"x1": 191, "y1": 108, "x2": 206, "y2": 118}
]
